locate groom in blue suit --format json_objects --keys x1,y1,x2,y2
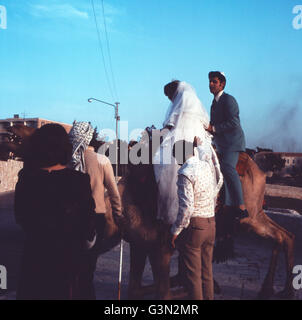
[{"x1": 207, "y1": 71, "x2": 248, "y2": 217}]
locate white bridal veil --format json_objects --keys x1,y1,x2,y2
[{"x1": 153, "y1": 81, "x2": 214, "y2": 225}]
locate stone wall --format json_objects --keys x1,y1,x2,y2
[
  {"x1": 265, "y1": 184, "x2": 302, "y2": 200},
  {"x1": 266, "y1": 209, "x2": 302, "y2": 245},
  {"x1": 0, "y1": 160, "x2": 23, "y2": 193}
]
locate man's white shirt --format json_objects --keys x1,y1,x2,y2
[
  {"x1": 215, "y1": 90, "x2": 224, "y2": 102},
  {"x1": 171, "y1": 149, "x2": 223, "y2": 236}
]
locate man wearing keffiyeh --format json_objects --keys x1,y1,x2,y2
[
  {"x1": 69, "y1": 121, "x2": 123, "y2": 299},
  {"x1": 69, "y1": 121, "x2": 95, "y2": 172}
]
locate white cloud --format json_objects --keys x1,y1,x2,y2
[
  {"x1": 89, "y1": 1, "x2": 126, "y2": 30},
  {"x1": 29, "y1": 1, "x2": 125, "y2": 21},
  {"x1": 103, "y1": 2, "x2": 124, "y2": 18},
  {"x1": 30, "y1": 3, "x2": 89, "y2": 20}
]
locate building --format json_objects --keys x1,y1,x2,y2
[
  {"x1": 255, "y1": 152, "x2": 302, "y2": 176},
  {"x1": 0, "y1": 114, "x2": 72, "y2": 143},
  {"x1": 281, "y1": 153, "x2": 302, "y2": 175}
]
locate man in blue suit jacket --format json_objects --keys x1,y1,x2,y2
[{"x1": 207, "y1": 71, "x2": 247, "y2": 217}]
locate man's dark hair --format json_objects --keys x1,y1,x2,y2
[
  {"x1": 208, "y1": 71, "x2": 226, "y2": 86},
  {"x1": 164, "y1": 80, "x2": 180, "y2": 100},
  {"x1": 24, "y1": 123, "x2": 72, "y2": 169},
  {"x1": 172, "y1": 140, "x2": 194, "y2": 165}
]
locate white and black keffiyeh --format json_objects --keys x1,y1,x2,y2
[{"x1": 69, "y1": 121, "x2": 94, "y2": 172}]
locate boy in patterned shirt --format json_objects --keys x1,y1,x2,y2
[{"x1": 170, "y1": 138, "x2": 223, "y2": 300}]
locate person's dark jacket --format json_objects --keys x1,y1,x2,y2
[
  {"x1": 210, "y1": 92, "x2": 246, "y2": 152},
  {"x1": 14, "y1": 168, "x2": 96, "y2": 300}
]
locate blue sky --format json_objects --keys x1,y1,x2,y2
[{"x1": 0, "y1": 0, "x2": 302, "y2": 151}]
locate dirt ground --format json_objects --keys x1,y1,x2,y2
[
  {"x1": 264, "y1": 196, "x2": 302, "y2": 214},
  {"x1": 1, "y1": 204, "x2": 301, "y2": 300}
]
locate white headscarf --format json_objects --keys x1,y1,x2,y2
[
  {"x1": 163, "y1": 82, "x2": 209, "y2": 132},
  {"x1": 162, "y1": 82, "x2": 212, "y2": 148},
  {"x1": 153, "y1": 81, "x2": 214, "y2": 224}
]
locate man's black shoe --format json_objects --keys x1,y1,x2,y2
[{"x1": 236, "y1": 208, "x2": 249, "y2": 220}]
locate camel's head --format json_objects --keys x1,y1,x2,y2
[
  {"x1": 7, "y1": 124, "x2": 36, "y2": 140},
  {"x1": 1, "y1": 124, "x2": 36, "y2": 160}
]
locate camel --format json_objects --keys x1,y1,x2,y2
[
  {"x1": 234, "y1": 153, "x2": 295, "y2": 299},
  {"x1": 6, "y1": 124, "x2": 295, "y2": 299},
  {"x1": 108, "y1": 138, "x2": 295, "y2": 300},
  {"x1": 100, "y1": 135, "x2": 295, "y2": 300},
  {"x1": 0, "y1": 124, "x2": 35, "y2": 160}
]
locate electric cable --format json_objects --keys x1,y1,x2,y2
[
  {"x1": 101, "y1": 0, "x2": 119, "y2": 101},
  {"x1": 91, "y1": 0, "x2": 115, "y2": 100}
]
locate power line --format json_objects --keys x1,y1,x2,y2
[
  {"x1": 101, "y1": 0, "x2": 119, "y2": 100},
  {"x1": 91, "y1": 0, "x2": 114, "y2": 101}
]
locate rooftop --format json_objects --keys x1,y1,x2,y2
[{"x1": 256, "y1": 152, "x2": 302, "y2": 157}]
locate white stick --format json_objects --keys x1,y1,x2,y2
[{"x1": 118, "y1": 238, "x2": 124, "y2": 300}]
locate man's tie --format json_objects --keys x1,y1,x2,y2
[{"x1": 212, "y1": 99, "x2": 218, "y2": 110}]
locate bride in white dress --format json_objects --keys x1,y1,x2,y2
[{"x1": 153, "y1": 80, "x2": 220, "y2": 225}]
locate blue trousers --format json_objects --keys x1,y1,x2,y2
[{"x1": 219, "y1": 150, "x2": 244, "y2": 207}]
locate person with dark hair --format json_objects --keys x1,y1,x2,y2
[
  {"x1": 170, "y1": 137, "x2": 223, "y2": 300},
  {"x1": 163, "y1": 80, "x2": 180, "y2": 108},
  {"x1": 207, "y1": 71, "x2": 248, "y2": 217},
  {"x1": 208, "y1": 71, "x2": 227, "y2": 86},
  {"x1": 68, "y1": 121, "x2": 123, "y2": 299},
  {"x1": 14, "y1": 123, "x2": 96, "y2": 300},
  {"x1": 23, "y1": 123, "x2": 73, "y2": 169}
]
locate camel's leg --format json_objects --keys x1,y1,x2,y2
[
  {"x1": 169, "y1": 251, "x2": 185, "y2": 288},
  {"x1": 241, "y1": 212, "x2": 295, "y2": 299},
  {"x1": 127, "y1": 244, "x2": 147, "y2": 300},
  {"x1": 149, "y1": 245, "x2": 173, "y2": 300},
  {"x1": 148, "y1": 251, "x2": 161, "y2": 294},
  {"x1": 278, "y1": 231, "x2": 295, "y2": 299},
  {"x1": 214, "y1": 278, "x2": 222, "y2": 294},
  {"x1": 262, "y1": 214, "x2": 295, "y2": 299},
  {"x1": 139, "y1": 252, "x2": 185, "y2": 297},
  {"x1": 258, "y1": 243, "x2": 280, "y2": 299}
]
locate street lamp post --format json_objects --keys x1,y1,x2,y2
[
  {"x1": 87, "y1": 97, "x2": 123, "y2": 300},
  {"x1": 87, "y1": 98, "x2": 120, "y2": 178}
]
